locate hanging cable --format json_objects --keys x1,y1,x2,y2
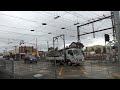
[{"x1": 0, "y1": 12, "x2": 39, "y2": 24}]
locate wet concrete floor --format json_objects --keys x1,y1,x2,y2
[{"x1": 1, "y1": 60, "x2": 120, "y2": 79}]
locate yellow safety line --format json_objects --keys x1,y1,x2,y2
[
  {"x1": 112, "y1": 73, "x2": 120, "y2": 77},
  {"x1": 77, "y1": 66, "x2": 90, "y2": 75},
  {"x1": 58, "y1": 66, "x2": 63, "y2": 76},
  {"x1": 64, "y1": 75, "x2": 81, "y2": 77}
]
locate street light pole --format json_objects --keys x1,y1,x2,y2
[
  {"x1": 6, "y1": 48, "x2": 7, "y2": 56},
  {"x1": 47, "y1": 41, "x2": 49, "y2": 51},
  {"x1": 53, "y1": 34, "x2": 66, "y2": 79},
  {"x1": 63, "y1": 34, "x2": 66, "y2": 62},
  {"x1": 77, "y1": 26, "x2": 80, "y2": 42},
  {"x1": 19, "y1": 42, "x2": 21, "y2": 61},
  {"x1": 11, "y1": 58, "x2": 15, "y2": 79},
  {"x1": 12, "y1": 46, "x2": 17, "y2": 79},
  {"x1": 14, "y1": 46, "x2": 17, "y2": 60},
  {"x1": 30, "y1": 30, "x2": 38, "y2": 56},
  {"x1": 3, "y1": 50, "x2": 5, "y2": 56},
  {"x1": 53, "y1": 37, "x2": 57, "y2": 79},
  {"x1": 36, "y1": 38, "x2": 38, "y2": 56},
  {"x1": 113, "y1": 11, "x2": 120, "y2": 62}
]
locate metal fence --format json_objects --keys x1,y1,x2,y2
[
  {"x1": 0, "y1": 60, "x2": 13, "y2": 72},
  {"x1": 1, "y1": 58, "x2": 120, "y2": 79},
  {"x1": 0, "y1": 59, "x2": 56, "y2": 79}
]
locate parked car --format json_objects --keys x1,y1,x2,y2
[{"x1": 24, "y1": 55, "x2": 38, "y2": 63}]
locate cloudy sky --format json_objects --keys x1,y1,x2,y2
[{"x1": 0, "y1": 11, "x2": 113, "y2": 53}]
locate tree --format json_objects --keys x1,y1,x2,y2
[
  {"x1": 91, "y1": 47, "x2": 94, "y2": 51},
  {"x1": 95, "y1": 48, "x2": 101, "y2": 54},
  {"x1": 55, "y1": 47, "x2": 58, "y2": 51},
  {"x1": 84, "y1": 47, "x2": 88, "y2": 52},
  {"x1": 48, "y1": 47, "x2": 54, "y2": 51},
  {"x1": 103, "y1": 46, "x2": 106, "y2": 54},
  {"x1": 76, "y1": 42, "x2": 84, "y2": 48},
  {"x1": 69, "y1": 42, "x2": 84, "y2": 49}
]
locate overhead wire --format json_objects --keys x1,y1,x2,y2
[
  {"x1": 0, "y1": 12, "x2": 57, "y2": 46},
  {"x1": 34, "y1": 12, "x2": 81, "y2": 33},
  {"x1": 41, "y1": 11, "x2": 77, "y2": 23},
  {"x1": 65, "y1": 11, "x2": 89, "y2": 21},
  {"x1": 63, "y1": 11, "x2": 111, "y2": 29},
  {"x1": 38, "y1": 12, "x2": 101, "y2": 31},
  {"x1": 0, "y1": 24, "x2": 31, "y2": 31},
  {"x1": 0, "y1": 13, "x2": 47, "y2": 41},
  {"x1": 73, "y1": 11, "x2": 90, "y2": 20},
  {"x1": 34, "y1": 11, "x2": 69, "y2": 31},
  {"x1": 0, "y1": 12, "x2": 54, "y2": 37},
  {"x1": 0, "y1": 28, "x2": 47, "y2": 37},
  {"x1": 81, "y1": 11, "x2": 97, "y2": 17},
  {"x1": 40, "y1": 11, "x2": 83, "y2": 30},
  {"x1": 0, "y1": 11, "x2": 113, "y2": 51},
  {"x1": 0, "y1": 12, "x2": 48, "y2": 33},
  {"x1": 34, "y1": 12, "x2": 77, "y2": 34},
  {"x1": 87, "y1": 11, "x2": 112, "y2": 24},
  {"x1": 0, "y1": 24, "x2": 53, "y2": 38},
  {"x1": 0, "y1": 12, "x2": 39, "y2": 24},
  {"x1": 0, "y1": 13, "x2": 48, "y2": 39},
  {"x1": 43, "y1": 11, "x2": 75, "y2": 25},
  {"x1": 0, "y1": 11, "x2": 111, "y2": 32},
  {"x1": 84, "y1": 19, "x2": 110, "y2": 33}
]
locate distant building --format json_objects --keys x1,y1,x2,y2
[
  {"x1": 85, "y1": 45, "x2": 104, "y2": 52},
  {"x1": 38, "y1": 51, "x2": 46, "y2": 58},
  {"x1": 4, "y1": 46, "x2": 38, "y2": 56},
  {"x1": 0, "y1": 53, "x2": 3, "y2": 56},
  {"x1": 19, "y1": 46, "x2": 33, "y2": 54}
]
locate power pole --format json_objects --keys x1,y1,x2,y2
[
  {"x1": 53, "y1": 34, "x2": 66, "y2": 79},
  {"x1": 36, "y1": 38, "x2": 38, "y2": 56},
  {"x1": 14, "y1": 46, "x2": 17, "y2": 60},
  {"x1": 3, "y1": 50, "x2": 5, "y2": 56},
  {"x1": 113, "y1": 11, "x2": 120, "y2": 62},
  {"x1": 63, "y1": 34, "x2": 66, "y2": 62},
  {"x1": 77, "y1": 15, "x2": 112, "y2": 41},
  {"x1": 111, "y1": 11, "x2": 116, "y2": 41},
  {"x1": 92, "y1": 23, "x2": 95, "y2": 38},
  {"x1": 53, "y1": 37, "x2": 57, "y2": 79},
  {"x1": 77, "y1": 26, "x2": 80, "y2": 42},
  {"x1": 19, "y1": 41, "x2": 22, "y2": 61},
  {"x1": 6, "y1": 48, "x2": 7, "y2": 56},
  {"x1": 12, "y1": 46, "x2": 17, "y2": 79},
  {"x1": 47, "y1": 41, "x2": 49, "y2": 51},
  {"x1": 19, "y1": 46, "x2": 21, "y2": 60}
]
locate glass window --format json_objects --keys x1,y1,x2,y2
[
  {"x1": 73, "y1": 50, "x2": 82, "y2": 55},
  {"x1": 68, "y1": 50, "x2": 73, "y2": 56}
]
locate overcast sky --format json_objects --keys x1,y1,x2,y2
[{"x1": 0, "y1": 11, "x2": 113, "y2": 53}]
